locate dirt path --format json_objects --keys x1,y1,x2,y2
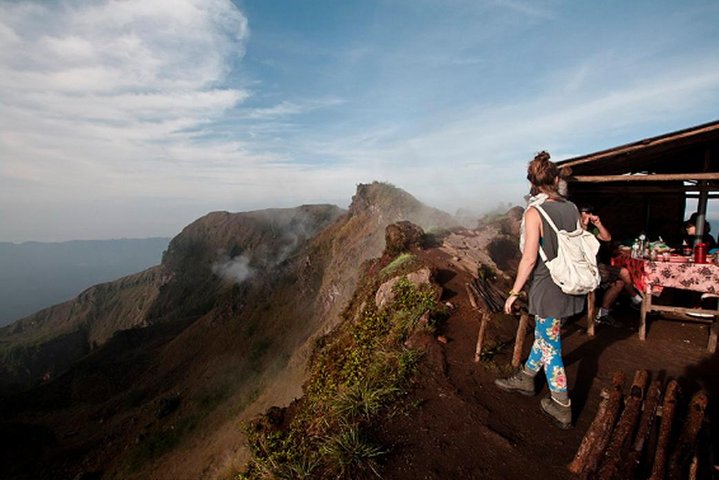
[{"x1": 376, "y1": 245, "x2": 716, "y2": 479}]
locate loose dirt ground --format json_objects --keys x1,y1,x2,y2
[{"x1": 376, "y1": 246, "x2": 717, "y2": 479}]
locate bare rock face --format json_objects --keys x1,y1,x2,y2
[
  {"x1": 385, "y1": 221, "x2": 425, "y2": 257},
  {"x1": 375, "y1": 266, "x2": 433, "y2": 308},
  {"x1": 500, "y1": 206, "x2": 524, "y2": 237},
  {"x1": 488, "y1": 236, "x2": 521, "y2": 272}
]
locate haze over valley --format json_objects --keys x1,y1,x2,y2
[{"x1": 0, "y1": 238, "x2": 170, "y2": 326}]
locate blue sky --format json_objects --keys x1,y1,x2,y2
[{"x1": 1, "y1": 0, "x2": 718, "y2": 241}]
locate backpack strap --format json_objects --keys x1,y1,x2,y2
[
  {"x1": 533, "y1": 204, "x2": 560, "y2": 235},
  {"x1": 532, "y1": 204, "x2": 559, "y2": 264}
]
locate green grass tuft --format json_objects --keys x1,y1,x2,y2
[
  {"x1": 320, "y1": 425, "x2": 385, "y2": 479},
  {"x1": 380, "y1": 252, "x2": 416, "y2": 277},
  {"x1": 238, "y1": 259, "x2": 442, "y2": 479}
]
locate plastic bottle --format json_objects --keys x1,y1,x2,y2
[{"x1": 638, "y1": 233, "x2": 647, "y2": 258}]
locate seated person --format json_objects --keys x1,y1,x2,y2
[
  {"x1": 681, "y1": 212, "x2": 717, "y2": 250},
  {"x1": 580, "y1": 204, "x2": 643, "y2": 326}
]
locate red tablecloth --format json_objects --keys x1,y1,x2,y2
[{"x1": 612, "y1": 254, "x2": 719, "y2": 295}]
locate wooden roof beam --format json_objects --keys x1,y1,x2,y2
[
  {"x1": 570, "y1": 173, "x2": 719, "y2": 183},
  {"x1": 559, "y1": 120, "x2": 719, "y2": 168}
]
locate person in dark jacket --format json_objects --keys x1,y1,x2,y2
[{"x1": 682, "y1": 212, "x2": 716, "y2": 250}]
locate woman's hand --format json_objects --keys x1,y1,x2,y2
[{"x1": 504, "y1": 295, "x2": 518, "y2": 314}]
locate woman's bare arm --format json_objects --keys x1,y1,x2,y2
[{"x1": 504, "y1": 207, "x2": 541, "y2": 313}]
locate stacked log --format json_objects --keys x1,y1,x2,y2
[
  {"x1": 595, "y1": 370, "x2": 648, "y2": 479},
  {"x1": 467, "y1": 276, "x2": 510, "y2": 363},
  {"x1": 568, "y1": 371, "x2": 626, "y2": 477},
  {"x1": 568, "y1": 371, "x2": 711, "y2": 479},
  {"x1": 619, "y1": 379, "x2": 662, "y2": 479},
  {"x1": 467, "y1": 274, "x2": 506, "y2": 313},
  {"x1": 667, "y1": 391, "x2": 709, "y2": 480},
  {"x1": 649, "y1": 380, "x2": 680, "y2": 480},
  {"x1": 466, "y1": 274, "x2": 529, "y2": 364}
]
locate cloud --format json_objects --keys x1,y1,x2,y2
[
  {"x1": 0, "y1": 1, "x2": 250, "y2": 180},
  {"x1": 293, "y1": 54, "x2": 719, "y2": 214},
  {"x1": 1, "y1": 1, "x2": 718, "y2": 241},
  {"x1": 0, "y1": 1, "x2": 360, "y2": 242},
  {"x1": 488, "y1": 0, "x2": 554, "y2": 19},
  {"x1": 0, "y1": 1, "x2": 262, "y2": 237}
]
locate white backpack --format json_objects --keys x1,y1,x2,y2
[{"x1": 534, "y1": 204, "x2": 601, "y2": 295}]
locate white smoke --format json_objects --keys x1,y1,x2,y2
[
  {"x1": 210, "y1": 208, "x2": 336, "y2": 284},
  {"x1": 212, "y1": 254, "x2": 254, "y2": 284}
]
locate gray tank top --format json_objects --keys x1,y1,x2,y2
[{"x1": 527, "y1": 199, "x2": 586, "y2": 318}]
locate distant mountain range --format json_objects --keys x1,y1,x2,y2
[{"x1": 0, "y1": 238, "x2": 170, "y2": 326}]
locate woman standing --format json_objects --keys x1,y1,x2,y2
[{"x1": 494, "y1": 151, "x2": 585, "y2": 429}]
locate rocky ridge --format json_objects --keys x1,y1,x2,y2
[{"x1": 0, "y1": 182, "x2": 459, "y2": 480}]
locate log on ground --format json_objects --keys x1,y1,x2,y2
[{"x1": 567, "y1": 371, "x2": 626, "y2": 477}]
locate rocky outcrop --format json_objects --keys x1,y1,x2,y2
[
  {"x1": 375, "y1": 266, "x2": 434, "y2": 308},
  {"x1": 441, "y1": 206, "x2": 522, "y2": 278},
  {"x1": 499, "y1": 206, "x2": 524, "y2": 237},
  {"x1": 385, "y1": 221, "x2": 425, "y2": 256}
]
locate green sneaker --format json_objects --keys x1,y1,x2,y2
[
  {"x1": 494, "y1": 370, "x2": 535, "y2": 396},
  {"x1": 540, "y1": 396, "x2": 572, "y2": 429}
]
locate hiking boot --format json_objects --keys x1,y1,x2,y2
[
  {"x1": 494, "y1": 370, "x2": 535, "y2": 396},
  {"x1": 541, "y1": 396, "x2": 572, "y2": 429}
]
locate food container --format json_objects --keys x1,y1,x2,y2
[{"x1": 694, "y1": 243, "x2": 707, "y2": 264}]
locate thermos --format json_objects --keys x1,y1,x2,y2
[{"x1": 694, "y1": 242, "x2": 707, "y2": 264}]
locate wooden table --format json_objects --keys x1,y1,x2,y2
[{"x1": 612, "y1": 254, "x2": 719, "y2": 352}]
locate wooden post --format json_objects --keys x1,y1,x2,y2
[
  {"x1": 586, "y1": 290, "x2": 596, "y2": 336},
  {"x1": 639, "y1": 292, "x2": 650, "y2": 341},
  {"x1": 667, "y1": 390, "x2": 709, "y2": 480},
  {"x1": 511, "y1": 312, "x2": 530, "y2": 368},
  {"x1": 465, "y1": 283, "x2": 478, "y2": 310},
  {"x1": 474, "y1": 312, "x2": 489, "y2": 363},
  {"x1": 595, "y1": 370, "x2": 648, "y2": 480},
  {"x1": 567, "y1": 371, "x2": 626, "y2": 477},
  {"x1": 688, "y1": 452, "x2": 699, "y2": 480},
  {"x1": 466, "y1": 282, "x2": 486, "y2": 363},
  {"x1": 649, "y1": 379, "x2": 680, "y2": 480}
]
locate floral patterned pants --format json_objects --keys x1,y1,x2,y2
[{"x1": 524, "y1": 316, "x2": 567, "y2": 393}]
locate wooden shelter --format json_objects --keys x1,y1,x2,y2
[{"x1": 557, "y1": 120, "x2": 719, "y2": 247}]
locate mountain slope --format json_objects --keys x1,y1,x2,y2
[
  {"x1": 0, "y1": 266, "x2": 165, "y2": 391},
  {"x1": 0, "y1": 182, "x2": 458, "y2": 480},
  {"x1": 0, "y1": 238, "x2": 170, "y2": 326}
]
